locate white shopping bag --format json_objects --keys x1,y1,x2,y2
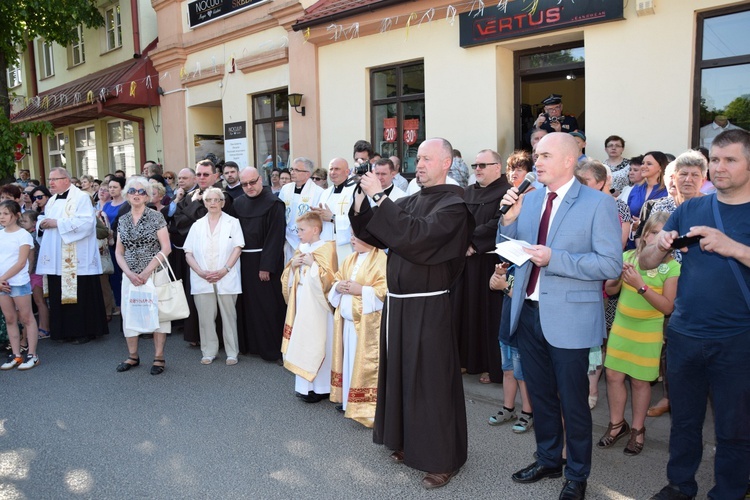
[{"x1": 122, "y1": 278, "x2": 160, "y2": 333}]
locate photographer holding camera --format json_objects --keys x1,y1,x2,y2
[{"x1": 534, "y1": 94, "x2": 579, "y2": 134}]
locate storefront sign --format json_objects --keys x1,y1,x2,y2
[
  {"x1": 459, "y1": 0, "x2": 624, "y2": 47},
  {"x1": 188, "y1": 0, "x2": 268, "y2": 29},
  {"x1": 224, "y1": 121, "x2": 248, "y2": 166},
  {"x1": 383, "y1": 118, "x2": 397, "y2": 143}
]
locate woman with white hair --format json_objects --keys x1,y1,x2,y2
[
  {"x1": 114, "y1": 176, "x2": 172, "y2": 375},
  {"x1": 184, "y1": 187, "x2": 245, "y2": 365}
]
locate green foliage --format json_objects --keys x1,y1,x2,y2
[
  {"x1": 724, "y1": 95, "x2": 750, "y2": 131},
  {"x1": 0, "y1": 113, "x2": 53, "y2": 178}
]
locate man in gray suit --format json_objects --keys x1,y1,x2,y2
[{"x1": 499, "y1": 132, "x2": 622, "y2": 500}]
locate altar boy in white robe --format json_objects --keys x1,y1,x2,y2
[
  {"x1": 37, "y1": 167, "x2": 108, "y2": 343},
  {"x1": 329, "y1": 235, "x2": 387, "y2": 427},
  {"x1": 278, "y1": 157, "x2": 324, "y2": 262},
  {"x1": 281, "y1": 212, "x2": 338, "y2": 403}
]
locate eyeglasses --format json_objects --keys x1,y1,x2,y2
[
  {"x1": 204, "y1": 198, "x2": 222, "y2": 204},
  {"x1": 292, "y1": 169, "x2": 310, "y2": 174},
  {"x1": 48, "y1": 177, "x2": 67, "y2": 182},
  {"x1": 33, "y1": 195, "x2": 46, "y2": 200},
  {"x1": 127, "y1": 188, "x2": 148, "y2": 196},
  {"x1": 196, "y1": 172, "x2": 213, "y2": 177},
  {"x1": 312, "y1": 177, "x2": 323, "y2": 181},
  {"x1": 241, "y1": 177, "x2": 261, "y2": 187},
  {"x1": 471, "y1": 162, "x2": 499, "y2": 169},
  {"x1": 164, "y1": 176, "x2": 174, "y2": 180}
]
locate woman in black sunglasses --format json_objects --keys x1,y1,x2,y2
[{"x1": 29, "y1": 186, "x2": 52, "y2": 214}]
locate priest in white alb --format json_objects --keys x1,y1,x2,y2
[
  {"x1": 36, "y1": 167, "x2": 108, "y2": 343},
  {"x1": 312, "y1": 157, "x2": 356, "y2": 267},
  {"x1": 278, "y1": 157, "x2": 324, "y2": 262}
]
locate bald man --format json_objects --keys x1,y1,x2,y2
[
  {"x1": 499, "y1": 133, "x2": 622, "y2": 500},
  {"x1": 312, "y1": 157, "x2": 356, "y2": 267}
]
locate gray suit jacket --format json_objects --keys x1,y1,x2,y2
[{"x1": 498, "y1": 179, "x2": 623, "y2": 349}]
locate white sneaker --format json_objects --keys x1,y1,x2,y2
[
  {"x1": 200, "y1": 356, "x2": 215, "y2": 365},
  {"x1": 226, "y1": 357, "x2": 238, "y2": 366},
  {"x1": 18, "y1": 354, "x2": 40, "y2": 371},
  {"x1": 1, "y1": 354, "x2": 24, "y2": 370}
]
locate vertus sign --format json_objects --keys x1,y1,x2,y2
[
  {"x1": 459, "y1": 0, "x2": 624, "y2": 47},
  {"x1": 188, "y1": 0, "x2": 267, "y2": 29}
]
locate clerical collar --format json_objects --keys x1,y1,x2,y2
[
  {"x1": 333, "y1": 182, "x2": 345, "y2": 194},
  {"x1": 294, "y1": 185, "x2": 304, "y2": 194},
  {"x1": 56, "y1": 188, "x2": 71, "y2": 200}
]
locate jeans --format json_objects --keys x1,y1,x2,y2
[{"x1": 665, "y1": 328, "x2": 750, "y2": 499}]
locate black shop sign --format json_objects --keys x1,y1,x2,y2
[
  {"x1": 188, "y1": 0, "x2": 268, "y2": 28},
  {"x1": 459, "y1": 0, "x2": 624, "y2": 47}
]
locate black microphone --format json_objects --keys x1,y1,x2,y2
[{"x1": 500, "y1": 172, "x2": 537, "y2": 215}]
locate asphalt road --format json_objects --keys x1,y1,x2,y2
[{"x1": 0, "y1": 320, "x2": 715, "y2": 499}]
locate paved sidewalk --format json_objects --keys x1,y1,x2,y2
[{"x1": 0, "y1": 321, "x2": 715, "y2": 499}]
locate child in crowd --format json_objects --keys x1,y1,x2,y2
[
  {"x1": 18, "y1": 210, "x2": 50, "y2": 338},
  {"x1": 488, "y1": 262, "x2": 534, "y2": 433},
  {"x1": 0, "y1": 201, "x2": 40, "y2": 370},
  {"x1": 328, "y1": 234, "x2": 387, "y2": 427},
  {"x1": 281, "y1": 212, "x2": 338, "y2": 403}
]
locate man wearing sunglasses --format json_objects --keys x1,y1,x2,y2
[
  {"x1": 170, "y1": 159, "x2": 235, "y2": 346},
  {"x1": 453, "y1": 150, "x2": 511, "y2": 386},
  {"x1": 233, "y1": 167, "x2": 286, "y2": 362},
  {"x1": 36, "y1": 167, "x2": 108, "y2": 344}
]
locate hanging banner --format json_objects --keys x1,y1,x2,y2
[
  {"x1": 224, "y1": 121, "x2": 248, "y2": 166},
  {"x1": 383, "y1": 117, "x2": 397, "y2": 143},
  {"x1": 188, "y1": 0, "x2": 269, "y2": 29},
  {"x1": 403, "y1": 119, "x2": 420, "y2": 146},
  {"x1": 459, "y1": 0, "x2": 624, "y2": 47}
]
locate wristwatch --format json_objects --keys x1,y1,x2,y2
[
  {"x1": 224, "y1": 265, "x2": 232, "y2": 273},
  {"x1": 637, "y1": 285, "x2": 649, "y2": 295},
  {"x1": 372, "y1": 192, "x2": 386, "y2": 203}
]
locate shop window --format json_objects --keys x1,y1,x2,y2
[
  {"x1": 370, "y1": 61, "x2": 425, "y2": 174},
  {"x1": 69, "y1": 25, "x2": 85, "y2": 66},
  {"x1": 75, "y1": 126, "x2": 97, "y2": 177},
  {"x1": 38, "y1": 39, "x2": 54, "y2": 78},
  {"x1": 105, "y1": 5, "x2": 122, "y2": 51},
  {"x1": 252, "y1": 90, "x2": 290, "y2": 183},
  {"x1": 48, "y1": 132, "x2": 66, "y2": 169},
  {"x1": 6, "y1": 62, "x2": 21, "y2": 88},
  {"x1": 695, "y1": 6, "x2": 750, "y2": 148},
  {"x1": 108, "y1": 120, "x2": 135, "y2": 177}
]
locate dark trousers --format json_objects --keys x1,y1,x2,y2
[
  {"x1": 517, "y1": 300, "x2": 592, "y2": 482},
  {"x1": 666, "y1": 329, "x2": 750, "y2": 499}
]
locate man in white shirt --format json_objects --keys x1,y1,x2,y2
[
  {"x1": 278, "y1": 157, "x2": 324, "y2": 262},
  {"x1": 699, "y1": 115, "x2": 742, "y2": 150},
  {"x1": 390, "y1": 156, "x2": 409, "y2": 192},
  {"x1": 312, "y1": 157, "x2": 356, "y2": 267}
]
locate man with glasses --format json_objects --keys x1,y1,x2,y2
[
  {"x1": 170, "y1": 160, "x2": 235, "y2": 345},
  {"x1": 233, "y1": 167, "x2": 286, "y2": 362},
  {"x1": 278, "y1": 157, "x2": 323, "y2": 262},
  {"x1": 36, "y1": 167, "x2": 108, "y2": 344},
  {"x1": 313, "y1": 157, "x2": 356, "y2": 267},
  {"x1": 454, "y1": 150, "x2": 512, "y2": 387},
  {"x1": 533, "y1": 94, "x2": 579, "y2": 134}
]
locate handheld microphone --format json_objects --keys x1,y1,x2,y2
[{"x1": 500, "y1": 172, "x2": 536, "y2": 215}]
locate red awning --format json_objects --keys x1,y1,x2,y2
[
  {"x1": 293, "y1": 0, "x2": 409, "y2": 30},
  {"x1": 11, "y1": 56, "x2": 160, "y2": 127}
]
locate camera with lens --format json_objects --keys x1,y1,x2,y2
[
  {"x1": 544, "y1": 113, "x2": 560, "y2": 124},
  {"x1": 354, "y1": 162, "x2": 371, "y2": 176}
]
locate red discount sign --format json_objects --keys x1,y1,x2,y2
[
  {"x1": 14, "y1": 143, "x2": 26, "y2": 162},
  {"x1": 383, "y1": 117, "x2": 397, "y2": 143},
  {"x1": 403, "y1": 119, "x2": 420, "y2": 145}
]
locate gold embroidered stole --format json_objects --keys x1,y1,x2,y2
[
  {"x1": 330, "y1": 248, "x2": 387, "y2": 427},
  {"x1": 280, "y1": 241, "x2": 338, "y2": 381},
  {"x1": 60, "y1": 195, "x2": 79, "y2": 304}
]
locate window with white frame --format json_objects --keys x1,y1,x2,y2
[
  {"x1": 71, "y1": 25, "x2": 85, "y2": 66},
  {"x1": 48, "y1": 132, "x2": 67, "y2": 169},
  {"x1": 75, "y1": 126, "x2": 97, "y2": 177},
  {"x1": 39, "y1": 40, "x2": 54, "y2": 78},
  {"x1": 105, "y1": 5, "x2": 122, "y2": 51},
  {"x1": 6, "y1": 62, "x2": 21, "y2": 88},
  {"x1": 108, "y1": 120, "x2": 135, "y2": 176}
]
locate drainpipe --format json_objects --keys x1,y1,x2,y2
[
  {"x1": 96, "y1": 103, "x2": 146, "y2": 168},
  {"x1": 26, "y1": 40, "x2": 47, "y2": 182},
  {"x1": 131, "y1": 0, "x2": 141, "y2": 57}
]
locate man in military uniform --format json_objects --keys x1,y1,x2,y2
[{"x1": 534, "y1": 94, "x2": 579, "y2": 134}]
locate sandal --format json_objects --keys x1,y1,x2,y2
[
  {"x1": 150, "y1": 358, "x2": 165, "y2": 375},
  {"x1": 38, "y1": 329, "x2": 51, "y2": 339},
  {"x1": 479, "y1": 372, "x2": 491, "y2": 384},
  {"x1": 597, "y1": 420, "x2": 630, "y2": 448},
  {"x1": 116, "y1": 356, "x2": 140, "y2": 372},
  {"x1": 624, "y1": 427, "x2": 645, "y2": 456}
]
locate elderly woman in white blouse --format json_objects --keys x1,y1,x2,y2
[{"x1": 184, "y1": 188, "x2": 245, "y2": 365}]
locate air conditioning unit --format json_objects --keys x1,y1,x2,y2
[{"x1": 636, "y1": 0, "x2": 655, "y2": 16}]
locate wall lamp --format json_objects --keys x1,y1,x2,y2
[{"x1": 288, "y1": 93, "x2": 305, "y2": 116}]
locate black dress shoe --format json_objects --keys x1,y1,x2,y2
[
  {"x1": 649, "y1": 485, "x2": 695, "y2": 500},
  {"x1": 71, "y1": 337, "x2": 92, "y2": 345},
  {"x1": 511, "y1": 462, "x2": 563, "y2": 484},
  {"x1": 334, "y1": 404, "x2": 344, "y2": 413},
  {"x1": 559, "y1": 479, "x2": 586, "y2": 500}
]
